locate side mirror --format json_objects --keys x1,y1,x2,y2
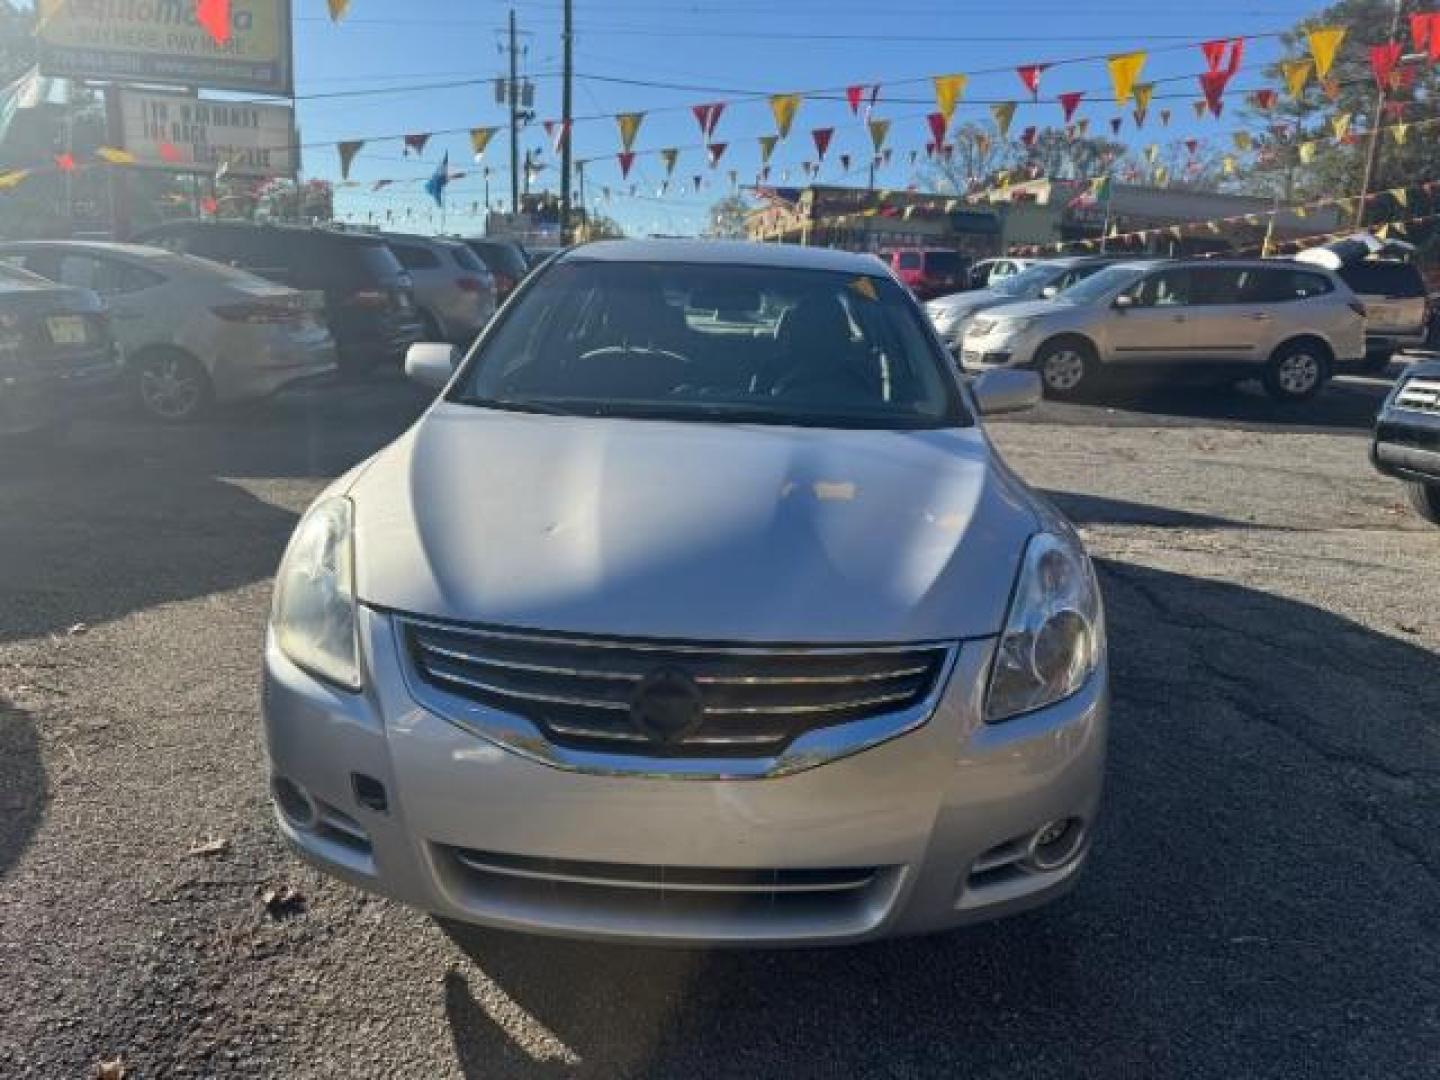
[
  {"x1": 405, "y1": 342, "x2": 459, "y2": 391},
  {"x1": 972, "y1": 368, "x2": 1041, "y2": 417},
  {"x1": 1113, "y1": 293, "x2": 1135, "y2": 310}
]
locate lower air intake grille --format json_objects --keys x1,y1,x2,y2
[{"x1": 403, "y1": 618, "x2": 949, "y2": 758}]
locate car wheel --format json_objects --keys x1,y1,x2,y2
[
  {"x1": 134, "y1": 348, "x2": 213, "y2": 422},
  {"x1": 1261, "y1": 341, "x2": 1329, "y2": 403},
  {"x1": 1034, "y1": 338, "x2": 1096, "y2": 398},
  {"x1": 1408, "y1": 481, "x2": 1440, "y2": 526}
]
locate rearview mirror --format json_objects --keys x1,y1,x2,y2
[
  {"x1": 972, "y1": 368, "x2": 1041, "y2": 417},
  {"x1": 405, "y1": 342, "x2": 459, "y2": 391},
  {"x1": 1112, "y1": 293, "x2": 1135, "y2": 310}
]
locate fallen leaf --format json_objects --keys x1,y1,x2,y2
[
  {"x1": 260, "y1": 884, "x2": 305, "y2": 918},
  {"x1": 1398, "y1": 622, "x2": 1421, "y2": 635},
  {"x1": 95, "y1": 1057, "x2": 126, "y2": 1079},
  {"x1": 188, "y1": 837, "x2": 230, "y2": 858}
]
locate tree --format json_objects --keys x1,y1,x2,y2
[
  {"x1": 917, "y1": 123, "x2": 1016, "y2": 193},
  {"x1": 705, "y1": 193, "x2": 752, "y2": 239},
  {"x1": 917, "y1": 124, "x2": 1127, "y2": 194},
  {"x1": 581, "y1": 212, "x2": 624, "y2": 240}
]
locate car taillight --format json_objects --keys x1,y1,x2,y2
[
  {"x1": 455, "y1": 276, "x2": 486, "y2": 293},
  {"x1": 346, "y1": 289, "x2": 390, "y2": 309},
  {"x1": 212, "y1": 298, "x2": 306, "y2": 324},
  {"x1": 1348, "y1": 299, "x2": 1368, "y2": 318}
]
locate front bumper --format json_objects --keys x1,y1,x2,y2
[
  {"x1": 959, "y1": 326, "x2": 1046, "y2": 373},
  {"x1": 0, "y1": 358, "x2": 124, "y2": 434},
  {"x1": 1373, "y1": 410, "x2": 1440, "y2": 484},
  {"x1": 262, "y1": 608, "x2": 1108, "y2": 946}
]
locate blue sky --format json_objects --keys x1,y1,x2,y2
[{"x1": 293, "y1": 0, "x2": 1327, "y2": 236}]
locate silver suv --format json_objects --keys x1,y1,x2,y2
[{"x1": 960, "y1": 259, "x2": 1366, "y2": 402}]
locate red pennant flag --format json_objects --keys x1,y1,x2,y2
[
  {"x1": 54, "y1": 152, "x2": 75, "y2": 172},
  {"x1": 1185, "y1": 139, "x2": 1199, "y2": 155},
  {"x1": 158, "y1": 142, "x2": 182, "y2": 163},
  {"x1": 617, "y1": 152, "x2": 635, "y2": 179},
  {"x1": 707, "y1": 143, "x2": 727, "y2": 168},
  {"x1": 811, "y1": 127, "x2": 834, "y2": 161},
  {"x1": 926, "y1": 112, "x2": 947, "y2": 147},
  {"x1": 693, "y1": 102, "x2": 725, "y2": 138},
  {"x1": 1252, "y1": 89, "x2": 1278, "y2": 111},
  {"x1": 1201, "y1": 39, "x2": 1227, "y2": 71},
  {"x1": 1370, "y1": 42, "x2": 1403, "y2": 90},
  {"x1": 200, "y1": 196, "x2": 218, "y2": 215},
  {"x1": 1109, "y1": 117, "x2": 1123, "y2": 135},
  {"x1": 925, "y1": 142, "x2": 936, "y2": 158},
  {"x1": 1199, "y1": 70, "x2": 1232, "y2": 116},
  {"x1": 403, "y1": 133, "x2": 430, "y2": 156},
  {"x1": 1395, "y1": 64, "x2": 1419, "y2": 90},
  {"x1": 1160, "y1": 108, "x2": 1172, "y2": 126},
  {"x1": 543, "y1": 120, "x2": 570, "y2": 153},
  {"x1": 1016, "y1": 64, "x2": 1047, "y2": 96},
  {"x1": 1019, "y1": 126, "x2": 1037, "y2": 147},
  {"x1": 1132, "y1": 108, "x2": 1146, "y2": 129},
  {"x1": 846, "y1": 86, "x2": 865, "y2": 115},
  {"x1": 1384, "y1": 100, "x2": 1408, "y2": 120},
  {"x1": 196, "y1": 0, "x2": 231, "y2": 44},
  {"x1": 1058, "y1": 91, "x2": 1084, "y2": 122}
]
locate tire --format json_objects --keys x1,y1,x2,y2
[
  {"x1": 133, "y1": 348, "x2": 213, "y2": 422},
  {"x1": 1033, "y1": 338, "x2": 1098, "y2": 399},
  {"x1": 1261, "y1": 340, "x2": 1329, "y2": 403},
  {"x1": 1408, "y1": 481, "x2": 1440, "y2": 526}
]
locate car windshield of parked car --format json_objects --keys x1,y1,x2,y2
[
  {"x1": 991, "y1": 263, "x2": 1063, "y2": 297},
  {"x1": 455, "y1": 260, "x2": 966, "y2": 429},
  {"x1": 1055, "y1": 263, "x2": 1150, "y2": 305}
]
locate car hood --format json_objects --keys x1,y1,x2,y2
[
  {"x1": 928, "y1": 289, "x2": 1010, "y2": 317},
  {"x1": 972, "y1": 298, "x2": 1069, "y2": 322},
  {"x1": 348, "y1": 404, "x2": 1041, "y2": 643}
]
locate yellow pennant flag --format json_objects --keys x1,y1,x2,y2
[
  {"x1": 1144, "y1": 143, "x2": 1159, "y2": 163},
  {"x1": 1295, "y1": 205, "x2": 1308, "y2": 218},
  {"x1": 934, "y1": 74, "x2": 967, "y2": 123},
  {"x1": 1393, "y1": 221, "x2": 1408, "y2": 236},
  {"x1": 1107, "y1": 51, "x2": 1147, "y2": 104},
  {"x1": 1331, "y1": 113, "x2": 1351, "y2": 140},
  {"x1": 95, "y1": 146, "x2": 136, "y2": 165},
  {"x1": 758, "y1": 134, "x2": 778, "y2": 166},
  {"x1": 327, "y1": 0, "x2": 350, "y2": 22},
  {"x1": 616, "y1": 113, "x2": 644, "y2": 152},
  {"x1": 1153, "y1": 166, "x2": 1168, "y2": 186},
  {"x1": 867, "y1": 118, "x2": 891, "y2": 153},
  {"x1": 1376, "y1": 223, "x2": 1391, "y2": 240},
  {"x1": 469, "y1": 127, "x2": 498, "y2": 159},
  {"x1": 0, "y1": 169, "x2": 29, "y2": 190},
  {"x1": 990, "y1": 101, "x2": 1016, "y2": 138},
  {"x1": 1222, "y1": 155, "x2": 1236, "y2": 175},
  {"x1": 1132, "y1": 82, "x2": 1155, "y2": 113},
  {"x1": 1299, "y1": 141, "x2": 1317, "y2": 163},
  {"x1": 1391, "y1": 122, "x2": 1410, "y2": 146},
  {"x1": 1280, "y1": 59, "x2": 1312, "y2": 100},
  {"x1": 1393, "y1": 187, "x2": 1408, "y2": 209},
  {"x1": 1232, "y1": 131, "x2": 1252, "y2": 151},
  {"x1": 1307, "y1": 27, "x2": 1346, "y2": 79},
  {"x1": 659, "y1": 148, "x2": 679, "y2": 176},
  {"x1": 769, "y1": 94, "x2": 801, "y2": 139}
]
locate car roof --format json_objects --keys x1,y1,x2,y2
[
  {"x1": 563, "y1": 239, "x2": 889, "y2": 275},
  {"x1": 149, "y1": 220, "x2": 389, "y2": 245},
  {"x1": 383, "y1": 232, "x2": 466, "y2": 248},
  {"x1": 0, "y1": 240, "x2": 173, "y2": 260}
]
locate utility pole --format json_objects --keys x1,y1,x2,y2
[
  {"x1": 508, "y1": 8, "x2": 520, "y2": 216},
  {"x1": 1356, "y1": 0, "x2": 1406, "y2": 229},
  {"x1": 559, "y1": 0, "x2": 574, "y2": 244}
]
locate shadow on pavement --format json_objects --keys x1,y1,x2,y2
[
  {"x1": 1040, "y1": 488, "x2": 1280, "y2": 530},
  {"x1": 0, "y1": 701, "x2": 45, "y2": 880},
  {"x1": 439, "y1": 559, "x2": 1439, "y2": 1079}
]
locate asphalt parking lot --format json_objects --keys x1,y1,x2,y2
[{"x1": 1, "y1": 370, "x2": 1436, "y2": 1079}]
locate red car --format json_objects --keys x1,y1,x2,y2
[{"x1": 884, "y1": 248, "x2": 970, "y2": 300}]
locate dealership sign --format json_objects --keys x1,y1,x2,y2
[
  {"x1": 119, "y1": 89, "x2": 296, "y2": 178},
  {"x1": 36, "y1": 0, "x2": 293, "y2": 95}
]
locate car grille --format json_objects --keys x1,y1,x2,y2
[
  {"x1": 436, "y1": 846, "x2": 903, "y2": 939},
  {"x1": 1394, "y1": 377, "x2": 1440, "y2": 414},
  {"x1": 403, "y1": 619, "x2": 950, "y2": 758}
]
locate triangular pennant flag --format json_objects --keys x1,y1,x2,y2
[
  {"x1": 868, "y1": 118, "x2": 891, "y2": 153},
  {"x1": 989, "y1": 102, "x2": 1015, "y2": 139},
  {"x1": 975, "y1": 133, "x2": 990, "y2": 154},
  {"x1": 196, "y1": 0, "x2": 231, "y2": 44},
  {"x1": 758, "y1": 135, "x2": 778, "y2": 167},
  {"x1": 1019, "y1": 126, "x2": 1037, "y2": 148},
  {"x1": 693, "y1": 175, "x2": 703, "y2": 193},
  {"x1": 1132, "y1": 107, "x2": 1147, "y2": 129},
  {"x1": 1393, "y1": 187, "x2": 1409, "y2": 209},
  {"x1": 1232, "y1": 131, "x2": 1252, "y2": 151},
  {"x1": 1201, "y1": 39, "x2": 1227, "y2": 71},
  {"x1": 839, "y1": 153, "x2": 852, "y2": 172},
  {"x1": 404, "y1": 133, "x2": 430, "y2": 156},
  {"x1": 337, "y1": 140, "x2": 364, "y2": 180},
  {"x1": 707, "y1": 142, "x2": 727, "y2": 168},
  {"x1": 1107, "y1": 51, "x2": 1147, "y2": 104},
  {"x1": 616, "y1": 113, "x2": 644, "y2": 152},
  {"x1": 1370, "y1": 42, "x2": 1403, "y2": 91},
  {"x1": 1130, "y1": 83, "x2": 1154, "y2": 114},
  {"x1": 469, "y1": 128, "x2": 497, "y2": 160},
  {"x1": 1199, "y1": 70, "x2": 1233, "y2": 116},
  {"x1": 1252, "y1": 89, "x2": 1278, "y2": 111},
  {"x1": 0, "y1": 169, "x2": 29, "y2": 190},
  {"x1": 424, "y1": 151, "x2": 450, "y2": 208},
  {"x1": 1144, "y1": 144, "x2": 1159, "y2": 163},
  {"x1": 1058, "y1": 91, "x2": 1084, "y2": 123},
  {"x1": 617, "y1": 152, "x2": 636, "y2": 179},
  {"x1": 1159, "y1": 108, "x2": 1171, "y2": 127},
  {"x1": 727, "y1": 169, "x2": 738, "y2": 189},
  {"x1": 1392, "y1": 122, "x2": 1410, "y2": 146},
  {"x1": 769, "y1": 94, "x2": 801, "y2": 139},
  {"x1": 1193, "y1": 100, "x2": 1208, "y2": 119},
  {"x1": 846, "y1": 85, "x2": 865, "y2": 115},
  {"x1": 327, "y1": 0, "x2": 350, "y2": 21},
  {"x1": 659, "y1": 148, "x2": 679, "y2": 176},
  {"x1": 1154, "y1": 166, "x2": 1168, "y2": 186},
  {"x1": 1110, "y1": 117, "x2": 1123, "y2": 136},
  {"x1": 927, "y1": 112, "x2": 949, "y2": 147},
  {"x1": 1281, "y1": 58, "x2": 1313, "y2": 99},
  {"x1": 933, "y1": 74, "x2": 967, "y2": 123},
  {"x1": 1307, "y1": 27, "x2": 1346, "y2": 79},
  {"x1": 543, "y1": 120, "x2": 570, "y2": 153},
  {"x1": 1321, "y1": 77, "x2": 1341, "y2": 101},
  {"x1": 95, "y1": 146, "x2": 136, "y2": 165},
  {"x1": 1016, "y1": 64, "x2": 1047, "y2": 96},
  {"x1": 811, "y1": 128, "x2": 834, "y2": 161},
  {"x1": 1076, "y1": 118, "x2": 1090, "y2": 137},
  {"x1": 1299, "y1": 141, "x2": 1317, "y2": 164},
  {"x1": 1222, "y1": 155, "x2": 1237, "y2": 175},
  {"x1": 692, "y1": 102, "x2": 725, "y2": 139},
  {"x1": 1331, "y1": 113, "x2": 1351, "y2": 141}
]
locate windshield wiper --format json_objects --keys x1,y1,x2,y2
[{"x1": 462, "y1": 397, "x2": 584, "y2": 416}]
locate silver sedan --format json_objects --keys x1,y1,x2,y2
[{"x1": 262, "y1": 240, "x2": 1109, "y2": 946}]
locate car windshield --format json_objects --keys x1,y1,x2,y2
[
  {"x1": 454, "y1": 260, "x2": 966, "y2": 429},
  {"x1": 1056, "y1": 263, "x2": 1150, "y2": 304},
  {"x1": 992, "y1": 263, "x2": 1064, "y2": 297}
]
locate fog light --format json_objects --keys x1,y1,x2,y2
[
  {"x1": 1026, "y1": 817, "x2": 1086, "y2": 872},
  {"x1": 272, "y1": 775, "x2": 316, "y2": 829}
]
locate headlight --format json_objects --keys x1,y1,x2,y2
[
  {"x1": 929, "y1": 307, "x2": 961, "y2": 331},
  {"x1": 984, "y1": 531, "x2": 1104, "y2": 723},
  {"x1": 271, "y1": 497, "x2": 361, "y2": 690},
  {"x1": 989, "y1": 317, "x2": 1035, "y2": 337}
]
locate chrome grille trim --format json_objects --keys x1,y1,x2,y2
[
  {"x1": 394, "y1": 614, "x2": 961, "y2": 780},
  {"x1": 1395, "y1": 377, "x2": 1440, "y2": 413}
]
